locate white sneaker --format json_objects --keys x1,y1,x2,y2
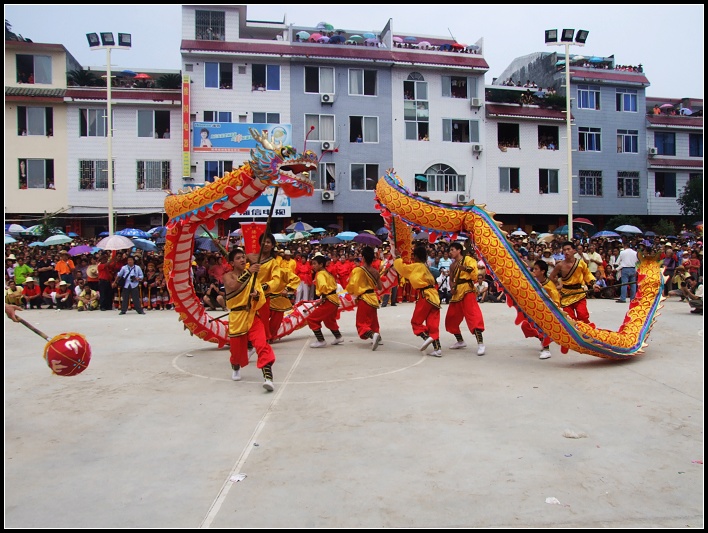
[
  {"x1": 429, "y1": 349, "x2": 442, "y2": 357},
  {"x1": 449, "y1": 341, "x2": 467, "y2": 350},
  {"x1": 231, "y1": 369, "x2": 242, "y2": 381},
  {"x1": 539, "y1": 349, "x2": 551, "y2": 360},
  {"x1": 331, "y1": 337, "x2": 344, "y2": 345},
  {"x1": 248, "y1": 347, "x2": 256, "y2": 361},
  {"x1": 263, "y1": 379, "x2": 274, "y2": 392},
  {"x1": 477, "y1": 344, "x2": 486, "y2": 356},
  {"x1": 310, "y1": 340, "x2": 327, "y2": 348},
  {"x1": 419, "y1": 337, "x2": 435, "y2": 351},
  {"x1": 371, "y1": 332, "x2": 381, "y2": 351}
]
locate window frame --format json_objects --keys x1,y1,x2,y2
[
  {"x1": 252, "y1": 64, "x2": 281, "y2": 91},
  {"x1": 617, "y1": 171, "x2": 640, "y2": 198},
  {"x1": 538, "y1": 169, "x2": 559, "y2": 194},
  {"x1": 425, "y1": 164, "x2": 465, "y2": 193},
  {"x1": 137, "y1": 109, "x2": 170, "y2": 139},
  {"x1": 17, "y1": 106, "x2": 53, "y2": 136},
  {"x1": 654, "y1": 172, "x2": 677, "y2": 198},
  {"x1": 579, "y1": 127, "x2": 602, "y2": 152},
  {"x1": 689, "y1": 133, "x2": 703, "y2": 157},
  {"x1": 350, "y1": 163, "x2": 379, "y2": 191},
  {"x1": 310, "y1": 162, "x2": 336, "y2": 190},
  {"x1": 136, "y1": 160, "x2": 171, "y2": 191},
  {"x1": 349, "y1": 115, "x2": 379, "y2": 143},
  {"x1": 348, "y1": 68, "x2": 377, "y2": 96},
  {"x1": 499, "y1": 167, "x2": 520, "y2": 193},
  {"x1": 615, "y1": 89, "x2": 638, "y2": 112},
  {"x1": 577, "y1": 85, "x2": 601, "y2": 110},
  {"x1": 195, "y1": 10, "x2": 225, "y2": 41},
  {"x1": 616, "y1": 129, "x2": 639, "y2": 154},
  {"x1": 251, "y1": 112, "x2": 281, "y2": 124},
  {"x1": 304, "y1": 66, "x2": 335, "y2": 94},
  {"x1": 404, "y1": 73, "x2": 429, "y2": 141},
  {"x1": 203, "y1": 111, "x2": 232, "y2": 122},
  {"x1": 79, "y1": 108, "x2": 109, "y2": 137},
  {"x1": 441, "y1": 75, "x2": 474, "y2": 99},
  {"x1": 204, "y1": 160, "x2": 233, "y2": 183},
  {"x1": 78, "y1": 159, "x2": 115, "y2": 190},
  {"x1": 16, "y1": 54, "x2": 52, "y2": 84},
  {"x1": 304, "y1": 114, "x2": 335, "y2": 142},
  {"x1": 19, "y1": 158, "x2": 54, "y2": 190},
  {"x1": 654, "y1": 132, "x2": 676, "y2": 156},
  {"x1": 579, "y1": 169, "x2": 603, "y2": 197}
]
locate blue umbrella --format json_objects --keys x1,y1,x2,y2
[
  {"x1": 310, "y1": 227, "x2": 327, "y2": 234},
  {"x1": 5, "y1": 234, "x2": 17, "y2": 244},
  {"x1": 117, "y1": 227, "x2": 150, "y2": 239},
  {"x1": 336, "y1": 231, "x2": 358, "y2": 241},
  {"x1": 591, "y1": 230, "x2": 621, "y2": 239},
  {"x1": 320, "y1": 236, "x2": 343, "y2": 245},
  {"x1": 375, "y1": 227, "x2": 390, "y2": 236},
  {"x1": 67, "y1": 232, "x2": 80, "y2": 238},
  {"x1": 147, "y1": 226, "x2": 167, "y2": 237},
  {"x1": 121, "y1": 70, "x2": 137, "y2": 77},
  {"x1": 644, "y1": 231, "x2": 657, "y2": 237},
  {"x1": 195, "y1": 238, "x2": 220, "y2": 252},
  {"x1": 132, "y1": 238, "x2": 157, "y2": 252},
  {"x1": 28, "y1": 241, "x2": 46, "y2": 247},
  {"x1": 286, "y1": 221, "x2": 314, "y2": 232},
  {"x1": 404, "y1": 36, "x2": 417, "y2": 43},
  {"x1": 7, "y1": 224, "x2": 26, "y2": 234},
  {"x1": 98, "y1": 231, "x2": 110, "y2": 237},
  {"x1": 588, "y1": 56, "x2": 604, "y2": 63}
]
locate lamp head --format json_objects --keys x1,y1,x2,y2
[
  {"x1": 561, "y1": 29, "x2": 575, "y2": 42},
  {"x1": 118, "y1": 33, "x2": 132, "y2": 47},
  {"x1": 100, "y1": 32, "x2": 115, "y2": 46},
  {"x1": 575, "y1": 30, "x2": 589, "y2": 44},
  {"x1": 86, "y1": 33, "x2": 100, "y2": 47},
  {"x1": 544, "y1": 29, "x2": 558, "y2": 44}
]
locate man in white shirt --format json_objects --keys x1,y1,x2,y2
[
  {"x1": 681, "y1": 277, "x2": 703, "y2": 314},
  {"x1": 474, "y1": 274, "x2": 489, "y2": 302},
  {"x1": 616, "y1": 244, "x2": 639, "y2": 303},
  {"x1": 585, "y1": 243, "x2": 603, "y2": 279}
]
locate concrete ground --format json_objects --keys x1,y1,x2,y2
[{"x1": 4, "y1": 295, "x2": 703, "y2": 528}]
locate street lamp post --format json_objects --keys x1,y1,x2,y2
[
  {"x1": 545, "y1": 28, "x2": 588, "y2": 241},
  {"x1": 86, "y1": 32, "x2": 131, "y2": 236}
]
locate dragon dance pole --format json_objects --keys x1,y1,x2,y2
[{"x1": 246, "y1": 186, "x2": 281, "y2": 309}]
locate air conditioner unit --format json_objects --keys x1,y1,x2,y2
[
  {"x1": 472, "y1": 143, "x2": 483, "y2": 153},
  {"x1": 648, "y1": 147, "x2": 658, "y2": 156},
  {"x1": 321, "y1": 190, "x2": 334, "y2": 201},
  {"x1": 470, "y1": 97, "x2": 482, "y2": 108},
  {"x1": 457, "y1": 193, "x2": 468, "y2": 203},
  {"x1": 321, "y1": 141, "x2": 334, "y2": 151},
  {"x1": 320, "y1": 93, "x2": 335, "y2": 104}
]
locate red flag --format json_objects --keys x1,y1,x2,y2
[{"x1": 240, "y1": 222, "x2": 267, "y2": 255}]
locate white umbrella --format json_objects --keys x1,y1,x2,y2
[
  {"x1": 615, "y1": 225, "x2": 643, "y2": 235},
  {"x1": 5, "y1": 234, "x2": 17, "y2": 244},
  {"x1": 43, "y1": 234, "x2": 73, "y2": 246},
  {"x1": 96, "y1": 235, "x2": 135, "y2": 251},
  {"x1": 510, "y1": 228, "x2": 527, "y2": 236},
  {"x1": 7, "y1": 224, "x2": 26, "y2": 234}
]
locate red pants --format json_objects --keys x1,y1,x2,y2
[
  {"x1": 563, "y1": 298, "x2": 592, "y2": 325},
  {"x1": 411, "y1": 298, "x2": 440, "y2": 340},
  {"x1": 355, "y1": 301, "x2": 380, "y2": 339},
  {"x1": 306, "y1": 300, "x2": 340, "y2": 331},
  {"x1": 229, "y1": 319, "x2": 275, "y2": 369},
  {"x1": 270, "y1": 309, "x2": 285, "y2": 339},
  {"x1": 445, "y1": 292, "x2": 485, "y2": 334},
  {"x1": 520, "y1": 320, "x2": 551, "y2": 348},
  {"x1": 256, "y1": 305, "x2": 272, "y2": 340}
]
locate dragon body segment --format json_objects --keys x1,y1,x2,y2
[{"x1": 375, "y1": 169, "x2": 664, "y2": 360}]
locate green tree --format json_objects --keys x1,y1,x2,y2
[
  {"x1": 604, "y1": 215, "x2": 645, "y2": 232},
  {"x1": 157, "y1": 73, "x2": 182, "y2": 89},
  {"x1": 653, "y1": 219, "x2": 676, "y2": 237},
  {"x1": 677, "y1": 175, "x2": 702, "y2": 220},
  {"x1": 67, "y1": 68, "x2": 99, "y2": 87}
]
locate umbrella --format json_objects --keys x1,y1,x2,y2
[
  {"x1": 21, "y1": 225, "x2": 44, "y2": 236},
  {"x1": 555, "y1": 60, "x2": 566, "y2": 66},
  {"x1": 348, "y1": 35, "x2": 364, "y2": 43},
  {"x1": 659, "y1": 103, "x2": 674, "y2": 109},
  {"x1": 318, "y1": 36, "x2": 330, "y2": 43},
  {"x1": 320, "y1": 236, "x2": 343, "y2": 245},
  {"x1": 194, "y1": 227, "x2": 218, "y2": 239},
  {"x1": 68, "y1": 245, "x2": 94, "y2": 256},
  {"x1": 403, "y1": 36, "x2": 417, "y2": 43},
  {"x1": 147, "y1": 226, "x2": 167, "y2": 237},
  {"x1": 117, "y1": 227, "x2": 150, "y2": 239},
  {"x1": 132, "y1": 238, "x2": 157, "y2": 252},
  {"x1": 287, "y1": 231, "x2": 311, "y2": 241},
  {"x1": 7, "y1": 224, "x2": 27, "y2": 234},
  {"x1": 98, "y1": 231, "x2": 110, "y2": 237},
  {"x1": 666, "y1": 235, "x2": 678, "y2": 240},
  {"x1": 43, "y1": 235, "x2": 73, "y2": 246},
  {"x1": 121, "y1": 70, "x2": 137, "y2": 77},
  {"x1": 328, "y1": 35, "x2": 345, "y2": 44},
  {"x1": 537, "y1": 233, "x2": 556, "y2": 244},
  {"x1": 615, "y1": 225, "x2": 643, "y2": 234},
  {"x1": 510, "y1": 228, "x2": 527, "y2": 237},
  {"x1": 392, "y1": 36, "x2": 403, "y2": 43},
  {"x1": 195, "y1": 238, "x2": 220, "y2": 252},
  {"x1": 364, "y1": 38, "x2": 378, "y2": 46},
  {"x1": 134, "y1": 73, "x2": 152, "y2": 80},
  {"x1": 96, "y1": 235, "x2": 135, "y2": 250},
  {"x1": 643, "y1": 231, "x2": 657, "y2": 237},
  {"x1": 28, "y1": 241, "x2": 46, "y2": 247},
  {"x1": 310, "y1": 227, "x2": 327, "y2": 234},
  {"x1": 67, "y1": 232, "x2": 80, "y2": 238},
  {"x1": 5, "y1": 235, "x2": 17, "y2": 244},
  {"x1": 286, "y1": 221, "x2": 314, "y2": 232},
  {"x1": 229, "y1": 229, "x2": 243, "y2": 237},
  {"x1": 451, "y1": 42, "x2": 465, "y2": 50},
  {"x1": 641, "y1": 240, "x2": 653, "y2": 247},
  {"x1": 573, "y1": 55, "x2": 585, "y2": 61},
  {"x1": 591, "y1": 230, "x2": 621, "y2": 239},
  {"x1": 572, "y1": 218, "x2": 594, "y2": 226},
  {"x1": 466, "y1": 44, "x2": 480, "y2": 51},
  {"x1": 375, "y1": 227, "x2": 390, "y2": 236},
  {"x1": 295, "y1": 31, "x2": 310, "y2": 40},
  {"x1": 273, "y1": 233, "x2": 289, "y2": 243},
  {"x1": 588, "y1": 57, "x2": 604, "y2": 63},
  {"x1": 353, "y1": 232, "x2": 382, "y2": 247},
  {"x1": 327, "y1": 224, "x2": 343, "y2": 230},
  {"x1": 336, "y1": 231, "x2": 358, "y2": 241},
  {"x1": 413, "y1": 231, "x2": 429, "y2": 241},
  {"x1": 316, "y1": 22, "x2": 334, "y2": 31},
  {"x1": 308, "y1": 33, "x2": 323, "y2": 42},
  {"x1": 418, "y1": 41, "x2": 432, "y2": 49},
  {"x1": 553, "y1": 225, "x2": 570, "y2": 235},
  {"x1": 362, "y1": 32, "x2": 376, "y2": 39}
]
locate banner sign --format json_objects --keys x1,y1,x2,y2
[
  {"x1": 182, "y1": 75, "x2": 191, "y2": 177},
  {"x1": 193, "y1": 123, "x2": 292, "y2": 153},
  {"x1": 230, "y1": 187, "x2": 291, "y2": 218}
]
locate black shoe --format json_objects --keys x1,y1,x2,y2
[
  {"x1": 119, "y1": 312, "x2": 126, "y2": 315},
  {"x1": 137, "y1": 311, "x2": 146, "y2": 315},
  {"x1": 391, "y1": 303, "x2": 397, "y2": 306}
]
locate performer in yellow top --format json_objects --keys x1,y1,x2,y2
[
  {"x1": 224, "y1": 247, "x2": 275, "y2": 391},
  {"x1": 268, "y1": 266, "x2": 300, "y2": 340},
  {"x1": 521, "y1": 260, "x2": 562, "y2": 360},
  {"x1": 345, "y1": 246, "x2": 383, "y2": 350},
  {"x1": 392, "y1": 244, "x2": 442, "y2": 357},
  {"x1": 246, "y1": 232, "x2": 282, "y2": 343},
  {"x1": 279, "y1": 249, "x2": 297, "y2": 275},
  {"x1": 307, "y1": 254, "x2": 344, "y2": 348},
  {"x1": 445, "y1": 241, "x2": 487, "y2": 355},
  {"x1": 550, "y1": 241, "x2": 596, "y2": 325}
]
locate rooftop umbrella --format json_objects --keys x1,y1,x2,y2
[
  {"x1": 659, "y1": 103, "x2": 674, "y2": 109},
  {"x1": 317, "y1": 36, "x2": 330, "y2": 43},
  {"x1": 295, "y1": 31, "x2": 310, "y2": 40},
  {"x1": 134, "y1": 73, "x2": 152, "y2": 80},
  {"x1": 466, "y1": 44, "x2": 480, "y2": 51},
  {"x1": 348, "y1": 35, "x2": 364, "y2": 43},
  {"x1": 451, "y1": 42, "x2": 465, "y2": 50},
  {"x1": 588, "y1": 56, "x2": 604, "y2": 63},
  {"x1": 121, "y1": 70, "x2": 137, "y2": 77},
  {"x1": 316, "y1": 22, "x2": 334, "y2": 31},
  {"x1": 96, "y1": 235, "x2": 134, "y2": 250},
  {"x1": 43, "y1": 234, "x2": 73, "y2": 246},
  {"x1": 353, "y1": 232, "x2": 382, "y2": 247},
  {"x1": 308, "y1": 33, "x2": 323, "y2": 42},
  {"x1": 365, "y1": 38, "x2": 379, "y2": 46},
  {"x1": 362, "y1": 32, "x2": 376, "y2": 39},
  {"x1": 404, "y1": 36, "x2": 417, "y2": 43},
  {"x1": 392, "y1": 36, "x2": 403, "y2": 43},
  {"x1": 328, "y1": 35, "x2": 345, "y2": 44}
]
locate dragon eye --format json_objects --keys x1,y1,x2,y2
[{"x1": 280, "y1": 146, "x2": 295, "y2": 158}]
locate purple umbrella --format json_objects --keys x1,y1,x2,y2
[
  {"x1": 353, "y1": 232, "x2": 382, "y2": 247},
  {"x1": 68, "y1": 245, "x2": 94, "y2": 256}
]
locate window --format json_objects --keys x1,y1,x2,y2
[
  {"x1": 654, "y1": 172, "x2": 676, "y2": 198},
  {"x1": 577, "y1": 85, "x2": 600, "y2": 110},
  {"x1": 496, "y1": 123, "x2": 519, "y2": 148},
  {"x1": 689, "y1": 134, "x2": 703, "y2": 157},
  {"x1": 654, "y1": 132, "x2": 676, "y2": 156},
  {"x1": 203, "y1": 111, "x2": 232, "y2": 122},
  {"x1": 578, "y1": 127, "x2": 601, "y2": 152},
  {"x1": 18, "y1": 158, "x2": 54, "y2": 189},
  {"x1": 442, "y1": 76, "x2": 475, "y2": 99},
  {"x1": 137, "y1": 161, "x2": 171, "y2": 190},
  {"x1": 79, "y1": 160, "x2": 115, "y2": 190},
  {"x1": 616, "y1": 89, "x2": 637, "y2": 112},
  {"x1": 252, "y1": 64, "x2": 280, "y2": 91},
  {"x1": 538, "y1": 125, "x2": 559, "y2": 150},
  {"x1": 616, "y1": 129, "x2": 638, "y2": 153},
  {"x1": 349, "y1": 116, "x2": 378, "y2": 143},
  {"x1": 404, "y1": 73, "x2": 429, "y2": 141},
  {"x1": 304, "y1": 114, "x2": 335, "y2": 142},
  {"x1": 442, "y1": 119, "x2": 480, "y2": 144},
  {"x1": 425, "y1": 164, "x2": 465, "y2": 193},
  {"x1": 17, "y1": 106, "x2": 53, "y2": 136},
  {"x1": 579, "y1": 170, "x2": 603, "y2": 196},
  {"x1": 305, "y1": 66, "x2": 335, "y2": 94},
  {"x1": 137, "y1": 110, "x2": 170, "y2": 138},
  {"x1": 195, "y1": 10, "x2": 225, "y2": 41},
  {"x1": 617, "y1": 171, "x2": 640, "y2": 198},
  {"x1": 310, "y1": 162, "x2": 335, "y2": 190},
  {"x1": 251, "y1": 112, "x2": 280, "y2": 124},
  {"x1": 538, "y1": 169, "x2": 559, "y2": 194},
  {"x1": 205, "y1": 62, "x2": 233, "y2": 89},
  {"x1": 16, "y1": 54, "x2": 51, "y2": 84},
  {"x1": 499, "y1": 167, "x2": 520, "y2": 193},
  {"x1": 349, "y1": 69, "x2": 376, "y2": 96},
  {"x1": 79, "y1": 108, "x2": 108, "y2": 137},
  {"x1": 204, "y1": 161, "x2": 233, "y2": 183},
  {"x1": 351, "y1": 163, "x2": 379, "y2": 191}
]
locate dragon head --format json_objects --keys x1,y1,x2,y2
[{"x1": 248, "y1": 128, "x2": 317, "y2": 198}]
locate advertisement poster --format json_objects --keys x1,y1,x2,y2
[
  {"x1": 230, "y1": 187, "x2": 291, "y2": 218},
  {"x1": 193, "y1": 123, "x2": 292, "y2": 153}
]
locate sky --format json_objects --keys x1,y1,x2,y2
[{"x1": 4, "y1": 4, "x2": 704, "y2": 99}]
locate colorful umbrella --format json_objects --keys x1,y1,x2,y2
[
  {"x1": 348, "y1": 35, "x2": 364, "y2": 43},
  {"x1": 273, "y1": 233, "x2": 288, "y2": 243},
  {"x1": 572, "y1": 218, "x2": 594, "y2": 226},
  {"x1": 591, "y1": 230, "x2": 620, "y2": 239},
  {"x1": 310, "y1": 227, "x2": 327, "y2": 234},
  {"x1": 375, "y1": 227, "x2": 390, "y2": 236},
  {"x1": 362, "y1": 32, "x2": 376, "y2": 39},
  {"x1": 7, "y1": 224, "x2": 27, "y2": 234},
  {"x1": 403, "y1": 36, "x2": 417, "y2": 43},
  {"x1": 511, "y1": 228, "x2": 527, "y2": 237},
  {"x1": 392, "y1": 36, "x2": 403, "y2": 43},
  {"x1": 195, "y1": 238, "x2": 220, "y2": 252},
  {"x1": 286, "y1": 221, "x2": 314, "y2": 232},
  {"x1": 308, "y1": 33, "x2": 323, "y2": 42},
  {"x1": 286, "y1": 231, "x2": 311, "y2": 241}
]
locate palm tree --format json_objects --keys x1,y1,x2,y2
[
  {"x1": 157, "y1": 73, "x2": 182, "y2": 89},
  {"x1": 67, "y1": 68, "x2": 99, "y2": 87}
]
